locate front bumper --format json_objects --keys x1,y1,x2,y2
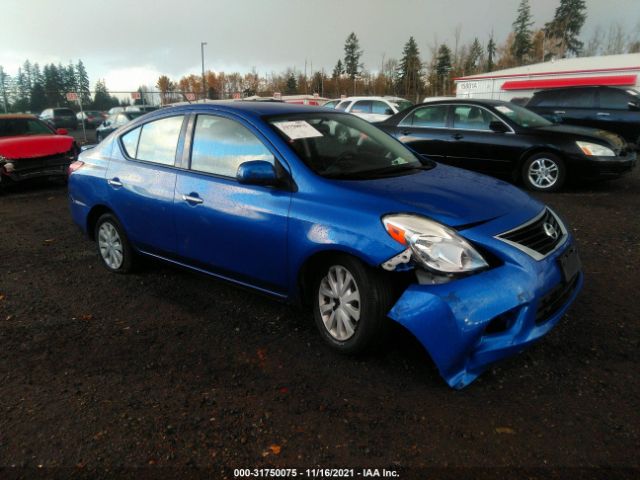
[
  {"x1": 570, "y1": 151, "x2": 636, "y2": 179},
  {"x1": 1, "y1": 155, "x2": 73, "y2": 183},
  {"x1": 387, "y1": 238, "x2": 582, "y2": 389}
]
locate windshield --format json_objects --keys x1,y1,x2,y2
[
  {"x1": 125, "y1": 112, "x2": 144, "y2": 120},
  {"x1": 267, "y1": 113, "x2": 429, "y2": 179},
  {"x1": 0, "y1": 118, "x2": 54, "y2": 137},
  {"x1": 494, "y1": 103, "x2": 552, "y2": 128}
]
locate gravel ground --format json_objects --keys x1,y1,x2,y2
[{"x1": 0, "y1": 167, "x2": 638, "y2": 479}]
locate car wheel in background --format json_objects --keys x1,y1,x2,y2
[
  {"x1": 312, "y1": 255, "x2": 393, "y2": 355},
  {"x1": 94, "y1": 213, "x2": 135, "y2": 273},
  {"x1": 522, "y1": 152, "x2": 566, "y2": 192}
]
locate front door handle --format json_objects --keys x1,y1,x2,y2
[
  {"x1": 452, "y1": 133, "x2": 464, "y2": 140},
  {"x1": 596, "y1": 112, "x2": 610, "y2": 116},
  {"x1": 107, "y1": 177, "x2": 123, "y2": 187},
  {"x1": 553, "y1": 110, "x2": 565, "y2": 114},
  {"x1": 182, "y1": 194, "x2": 203, "y2": 205}
]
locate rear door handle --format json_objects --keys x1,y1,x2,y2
[
  {"x1": 182, "y1": 194, "x2": 203, "y2": 205},
  {"x1": 107, "y1": 177, "x2": 122, "y2": 187},
  {"x1": 553, "y1": 110, "x2": 565, "y2": 114},
  {"x1": 596, "y1": 112, "x2": 610, "y2": 116},
  {"x1": 452, "y1": 133, "x2": 464, "y2": 140}
]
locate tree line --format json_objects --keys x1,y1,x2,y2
[{"x1": 2, "y1": 0, "x2": 639, "y2": 113}]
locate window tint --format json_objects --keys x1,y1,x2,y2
[
  {"x1": 561, "y1": 89, "x2": 596, "y2": 108},
  {"x1": 529, "y1": 90, "x2": 564, "y2": 107},
  {"x1": 371, "y1": 101, "x2": 392, "y2": 115},
  {"x1": 190, "y1": 115, "x2": 274, "y2": 177},
  {"x1": 351, "y1": 100, "x2": 372, "y2": 113},
  {"x1": 452, "y1": 105, "x2": 497, "y2": 130},
  {"x1": 599, "y1": 88, "x2": 633, "y2": 110},
  {"x1": 135, "y1": 116, "x2": 184, "y2": 165},
  {"x1": 121, "y1": 127, "x2": 141, "y2": 157},
  {"x1": 400, "y1": 105, "x2": 448, "y2": 128}
]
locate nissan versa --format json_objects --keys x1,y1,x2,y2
[{"x1": 68, "y1": 102, "x2": 583, "y2": 388}]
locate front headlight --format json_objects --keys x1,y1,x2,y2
[
  {"x1": 576, "y1": 141, "x2": 615, "y2": 157},
  {"x1": 382, "y1": 214, "x2": 488, "y2": 274}
]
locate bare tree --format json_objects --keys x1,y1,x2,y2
[
  {"x1": 605, "y1": 22, "x2": 627, "y2": 55},
  {"x1": 583, "y1": 25, "x2": 605, "y2": 57}
]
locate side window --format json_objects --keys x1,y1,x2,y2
[
  {"x1": 529, "y1": 90, "x2": 562, "y2": 107},
  {"x1": 351, "y1": 100, "x2": 372, "y2": 114},
  {"x1": 599, "y1": 89, "x2": 633, "y2": 110},
  {"x1": 452, "y1": 106, "x2": 496, "y2": 130},
  {"x1": 561, "y1": 89, "x2": 596, "y2": 108},
  {"x1": 371, "y1": 101, "x2": 392, "y2": 115},
  {"x1": 401, "y1": 105, "x2": 448, "y2": 128},
  {"x1": 121, "y1": 127, "x2": 141, "y2": 157},
  {"x1": 135, "y1": 115, "x2": 184, "y2": 166},
  {"x1": 190, "y1": 115, "x2": 274, "y2": 178}
]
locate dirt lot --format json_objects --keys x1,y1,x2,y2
[{"x1": 0, "y1": 167, "x2": 638, "y2": 479}]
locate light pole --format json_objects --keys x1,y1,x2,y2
[{"x1": 201, "y1": 41, "x2": 207, "y2": 100}]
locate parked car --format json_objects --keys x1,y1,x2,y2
[
  {"x1": 40, "y1": 107, "x2": 78, "y2": 130},
  {"x1": 526, "y1": 86, "x2": 640, "y2": 149},
  {"x1": 322, "y1": 99, "x2": 341, "y2": 109},
  {"x1": 0, "y1": 114, "x2": 77, "y2": 188},
  {"x1": 125, "y1": 105, "x2": 159, "y2": 113},
  {"x1": 77, "y1": 110, "x2": 106, "y2": 129},
  {"x1": 96, "y1": 111, "x2": 144, "y2": 142},
  {"x1": 380, "y1": 99, "x2": 636, "y2": 191},
  {"x1": 107, "y1": 107, "x2": 125, "y2": 115},
  {"x1": 68, "y1": 102, "x2": 583, "y2": 388},
  {"x1": 336, "y1": 96, "x2": 413, "y2": 123}
]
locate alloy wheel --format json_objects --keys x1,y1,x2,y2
[
  {"x1": 98, "y1": 222, "x2": 124, "y2": 269},
  {"x1": 528, "y1": 158, "x2": 559, "y2": 189}
]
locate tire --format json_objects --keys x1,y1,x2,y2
[
  {"x1": 96, "y1": 132, "x2": 102, "y2": 143},
  {"x1": 521, "y1": 152, "x2": 566, "y2": 192},
  {"x1": 94, "y1": 213, "x2": 135, "y2": 273},
  {"x1": 312, "y1": 255, "x2": 393, "y2": 355}
]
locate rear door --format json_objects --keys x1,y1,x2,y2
[
  {"x1": 173, "y1": 113, "x2": 292, "y2": 294},
  {"x1": 105, "y1": 114, "x2": 185, "y2": 255},
  {"x1": 390, "y1": 104, "x2": 450, "y2": 161},
  {"x1": 596, "y1": 87, "x2": 640, "y2": 144}
]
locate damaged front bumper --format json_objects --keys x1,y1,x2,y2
[{"x1": 387, "y1": 238, "x2": 583, "y2": 389}]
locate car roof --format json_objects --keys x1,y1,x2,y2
[
  {"x1": 160, "y1": 100, "x2": 330, "y2": 117},
  {"x1": 411, "y1": 98, "x2": 510, "y2": 107}
]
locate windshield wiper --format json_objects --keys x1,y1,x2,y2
[{"x1": 322, "y1": 163, "x2": 430, "y2": 180}]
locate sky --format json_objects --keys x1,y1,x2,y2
[{"x1": 1, "y1": 0, "x2": 639, "y2": 91}]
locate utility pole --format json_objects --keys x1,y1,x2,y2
[{"x1": 201, "y1": 41, "x2": 207, "y2": 100}]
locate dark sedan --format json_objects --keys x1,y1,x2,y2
[
  {"x1": 96, "y1": 111, "x2": 144, "y2": 142},
  {"x1": 380, "y1": 99, "x2": 636, "y2": 191}
]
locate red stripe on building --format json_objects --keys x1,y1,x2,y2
[
  {"x1": 501, "y1": 74, "x2": 638, "y2": 90},
  {"x1": 455, "y1": 65, "x2": 640, "y2": 81}
]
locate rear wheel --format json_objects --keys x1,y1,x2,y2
[
  {"x1": 312, "y1": 255, "x2": 393, "y2": 354},
  {"x1": 94, "y1": 213, "x2": 135, "y2": 273},
  {"x1": 522, "y1": 152, "x2": 566, "y2": 192}
]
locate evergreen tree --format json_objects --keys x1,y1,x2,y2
[
  {"x1": 343, "y1": 32, "x2": 363, "y2": 80},
  {"x1": 397, "y1": 36, "x2": 423, "y2": 99},
  {"x1": 14, "y1": 67, "x2": 30, "y2": 112},
  {"x1": 545, "y1": 0, "x2": 587, "y2": 57},
  {"x1": 512, "y1": 0, "x2": 534, "y2": 64},
  {"x1": 285, "y1": 72, "x2": 298, "y2": 94},
  {"x1": 487, "y1": 34, "x2": 497, "y2": 71},
  {"x1": 22, "y1": 60, "x2": 33, "y2": 92},
  {"x1": 30, "y1": 82, "x2": 47, "y2": 113},
  {"x1": 0, "y1": 66, "x2": 10, "y2": 113},
  {"x1": 464, "y1": 38, "x2": 483, "y2": 75},
  {"x1": 93, "y1": 79, "x2": 114, "y2": 111},
  {"x1": 435, "y1": 44, "x2": 452, "y2": 95},
  {"x1": 332, "y1": 59, "x2": 344, "y2": 78},
  {"x1": 43, "y1": 64, "x2": 61, "y2": 107},
  {"x1": 76, "y1": 60, "x2": 91, "y2": 106}
]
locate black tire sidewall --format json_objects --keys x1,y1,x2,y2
[
  {"x1": 312, "y1": 255, "x2": 390, "y2": 355},
  {"x1": 522, "y1": 152, "x2": 566, "y2": 192},
  {"x1": 94, "y1": 213, "x2": 134, "y2": 273}
]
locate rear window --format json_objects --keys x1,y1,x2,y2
[
  {"x1": 0, "y1": 118, "x2": 53, "y2": 137},
  {"x1": 599, "y1": 88, "x2": 634, "y2": 110},
  {"x1": 530, "y1": 89, "x2": 595, "y2": 108}
]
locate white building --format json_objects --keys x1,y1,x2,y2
[{"x1": 454, "y1": 53, "x2": 640, "y2": 102}]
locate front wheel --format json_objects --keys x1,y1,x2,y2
[
  {"x1": 312, "y1": 255, "x2": 393, "y2": 355},
  {"x1": 94, "y1": 213, "x2": 135, "y2": 273},
  {"x1": 521, "y1": 153, "x2": 566, "y2": 192}
]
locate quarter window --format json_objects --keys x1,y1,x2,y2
[
  {"x1": 190, "y1": 115, "x2": 274, "y2": 178},
  {"x1": 125, "y1": 115, "x2": 184, "y2": 165},
  {"x1": 400, "y1": 105, "x2": 448, "y2": 128},
  {"x1": 599, "y1": 89, "x2": 633, "y2": 110}
]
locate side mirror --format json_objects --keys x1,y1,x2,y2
[
  {"x1": 489, "y1": 121, "x2": 508, "y2": 133},
  {"x1": 236, "y1": 160, "x2": 278, "y2": 186},
  {"x1": 56, "y1": 128, "x2": 69, "y2": 135}
]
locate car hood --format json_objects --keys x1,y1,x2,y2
[
  {"x1": 340, "y1": 163, "x2": 543, "y2": 228},
  {"x1": 534, "y1": 124, "x2": 625, "y2": 149},
  {"x1": 0, "y1": 135, "x2": 75, "y2": 159}
]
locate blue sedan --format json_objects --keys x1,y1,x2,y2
[{"x1": 68, "y1": 102, "x2": 583, "y2": 388}]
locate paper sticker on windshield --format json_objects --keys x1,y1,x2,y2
[
  {"x1": 495, "y1": 105, "x2": 514, "y2": 114},
  {"x1": 273, "y1": 121, "x2": 323, "y2": 139}
]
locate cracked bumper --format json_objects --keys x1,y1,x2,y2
[{"x1": 387, "y1": 240, "x2": 583, "y2": 389}]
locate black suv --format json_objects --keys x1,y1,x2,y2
[
  {"x1": 527, "y1": 86, "x2": 640, "y2": 149},
  {"x1": 40, "y1": 108, "x2": 78, "y2": 130}
]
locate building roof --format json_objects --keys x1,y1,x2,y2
[{"x1": 456, "y1": 53, "x2": 640, "y2": 81}]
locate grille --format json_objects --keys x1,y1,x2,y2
[
  {"x1": 497, "y1": 209, "x2": 566, "y2": 259},
  {"x1": 536, "y1": 275, "x2": 579, "y2": 325},
  {"x1": 11, "y1": 152, "x2": 73, "y2": 173}
]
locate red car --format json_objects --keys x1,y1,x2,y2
[{"x1": 0, "y1": 114, "x2": 78, "y2": 188}]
